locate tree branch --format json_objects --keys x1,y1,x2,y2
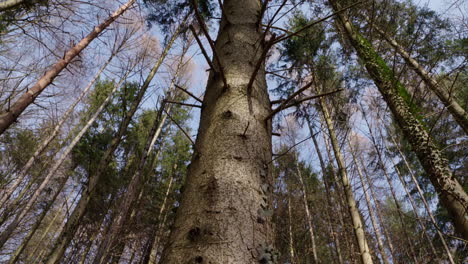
[{"x1": 175, "y1": 84, "x2": 203, "y2": 103}]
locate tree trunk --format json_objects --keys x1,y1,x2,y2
[
  {"x1": 294, "y1": 151, "x2": 319, "y2": 263},
  {"x1": 307, "y1": 119, "x2": 343, "y2": 264},
  {"x1": 329, "y1": 0, "x2": 468, "y2": 239},
  {"x1": 368, "y1": 18, "x2": 468, "y2": 134},
  {"x1": 0, "y1": 0, "x2": 26, "y2": 11},
  {"x1": 92, "y1": 101, "x2": 169, "y2": 264},
  {"x1": 0, "y1": 53, "x2": 114, "y2": 208},
  {"x1": 288, "y1": 196, "x2": 296, "y2": 264},
  {"x1": 348, "y1": 139, "x2": 390, "y2": 264},
  {"x1": 382, "y1": 123, "x2": 456, "y2": 262},
  {"x1": 44, "y1": 23, "x2": 182, "y2": 264},
  {"x1": 0, "y1": 72, "x2": 129, "y2": 248},
  {"x1": 316, "y1": 87, "x2": 373, "y2": 264},
  {"x1": 159, "y1": 0, "x2": 274, "y2": 263},
  {"x1": 0, "y1": 0, "x2": 135, "y2": 134},
  {"x1": 7, "y1": 176, "x2": 75, "y2": 264}
]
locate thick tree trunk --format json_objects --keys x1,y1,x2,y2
[
  {"x1": 307, "y1": 119, "x2": 343, "y2": 264},
  {"x1": 316, "y1": 88, "x2": 373, "y2": 264},
  {"x1": 348, "y1": 140, "x2": 390, "y2": 264},
  {"x1": 0, "y1": 54, "x2": 113, "y2": 208},
  {"x1": 0, "y1": 72, "x2": 128, "y2": 248},
  {"x1": 0, "y1": 0, "x2": 135, "y2": 134},
  {"x1": 44, "y1": 25, "x2": 181, "y2": 264},
  {"x1": 159, "y1": 0, "x2": 274, "y2": 263},
  {"x1": 329, "y1": 0, "x2": 468, "y2": 239},
  {"x1": 368, "y1": 19, "x2": 468, "y2": 134}
]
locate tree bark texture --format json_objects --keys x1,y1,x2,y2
[{"x1": 159, "y1": 0, "x2": 274, "y2": 263}]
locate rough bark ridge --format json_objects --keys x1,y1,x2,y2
[
  {"x1": 329, "y1": 0, "x2": 468, "y2": 239},
  {"x1": 160, "y1": 0, "x2": 274, "y2": 263}
]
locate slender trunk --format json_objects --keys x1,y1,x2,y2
[
  {"x1": 0, "y1": 72, "x2": 129, "y2": 248},
  {"x1": 92, "y1": 105, "x2": 168, "y2": 264},
  {"x1": 348, "y1": 139, "x2": 390, "y2": 264},
  {"x1": 368, "y1": 18, "x2": 468, "y2": 134},
  {"x1": 294, "y1": 152, "x2": 319, "y2": 263},
  {"x1": 384, "y1": 141, "x2": 440, "y2": 259},
  {"x1": 288, "y1": 196, "x2": 296, "y2": 264},
  {"x1": 44, "y1": 23, "x2": 182, "y2": 264},
  {"x1": 320, "y1": 125, "x2": 355, "y2": 263},
  {"x1": 317, "y1": 88, "x2": 373, "y2": 264},
  {"x1": 7, "y1": 176, "x2": 74, "y2": 264},
  {"x1": 358, "y1": 159, "x2": 397, "y2": 262},
  {"x1": 0, "y1": 54, "x2": 114, "y2": 208},
  {"x1": 329, "y1": 0, "x2": 468, "y2": 239},
  {"x1": 0, "y1": 176, "x2": 34, "y2": 226},
  {"x1": 383, "y1": 123, "x2": 456, "y2": 262},
  {"x1": 0, "y1": 0, "x2": 26, "y2": 11},
  {"x1": 160, "y1": 0, "x2": 274, "y2": 262},
  {"x1": 78, "y1": 232, "x2": 97, "y2": 264},
  {"x1": 145, "y1": 168, "x2": 174, "y2": 264},
  {"x1": 307, "y1": 119, "x2": 343, "y2": 264},
  {"x1": 0, "y1": 0, "x2": 135, "y2": 134}
]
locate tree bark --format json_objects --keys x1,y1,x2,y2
[
  {"x1": 307, "y1": 119, "x2": 343, "y2": 264},
  {"x1": 44, "y1": 24, "x2": 181, "y2": 264},
  {"x1": 0, "y1": 0, "x2": 135, "y2": 134},
  {"x1": 294, "y1": 152, "x2": 319, "y2": 263},
  {"x1": 329, "y1": 0, "x2": 468, "y2": 239},
  {"x1": 368, "y1": 18, "x2": 468, "y2": 134},
  {"x1": 348, "y1": 139, "x2": 390, "y2": 264},
  {"x1": 316, "y1": 87, "x2": 373, "y2": 264},
  {"x1": 0, "y1": 0, "x2": 26, "y2": 12},
  {"x1": 159, "y1": 0, "x2": 274, "y2": 263}
]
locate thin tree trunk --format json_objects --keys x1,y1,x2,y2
[
  {"x1": 367, "y1": 18, "x2": 468, "y2": 134},
  {"x1": 329, "y1": 0, "x2": 468, "y2": 239},
  {"x1": 316, "y1": 86, "x2": 373, "y2": 264},
  {"x1": 383, "y1": 140, "x2": 440, "y2": 260},
  {"x1": 382, "y1": 123, "x2": 456, "y2": 262},
  {"x1": 0, "y1": 71, "x2": 129, "y2": 248},
  {"x1": 7, "y1": 176, "x2": 75, "y2": 264},
  {"x1": 294, "y1": 151, "x2": 319, "y2": 263},
  {"x1": 0, "y1": 0, "x2": 26, "y2": 11},
  {"x1": 160, "y1": 0, "x2": 274, "y2": 262},
  {"x1": 319, "y1": 124, "x2": 356, "y2": 263},
  {"x1": 0, "y1": 54, "x2": 114, "y2": 208},
  {"x1": 44, "y1": 23, "x2": 182, "y2": 264},
  {"x1": 307, "y1": 119, "x2": 343, "y2": 264},
  {"x1": 358, "y1": 158, "x2": 397, "y2": 262},
  {"x1": 348, "y1": 139, "x2": 390, "y2": 264},
  {"x1": 0, "y1": 0, "x2": 136, "y2": 134},
  {"x1": 92, "y1": 104, "x2": 168, "y2": 264},
  {"x1": 144, "y1": 167, "x2": 174, "y2": 264},
  {"x1": 288, "y1": 195, "x2": 296, "y2": 264}
]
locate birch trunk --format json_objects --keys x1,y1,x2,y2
[
  {"x1": 44, "y1": 23, "x2": 182, "y2": 264},
  {"x1": 0, "y1": 54, "x2": 114, "y2": 208},
  {"x1": 0, "y1": 72, "x2": 128, "y2": 248},
  {"x1": 0, "y1": 0, "x2": 136, "y2": 134},
  {"x1": 288, "y1": 196, "x2": 296, "y2": 264},
  {"x1": 368, "y1": 18, "x2": 468, "y2": 134},
  {"x1": 329, "y1": 0, "x2": 468, "y2": 239},
  {"x1": 317, "y1": 88, "x2": 373, "y2": 264},
  {"x1": 160, "y1": 0, "x2": 274, "y2": 262},
  {"x1": 0, "y1": 0, "x2": 26, "y2": 11}
]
